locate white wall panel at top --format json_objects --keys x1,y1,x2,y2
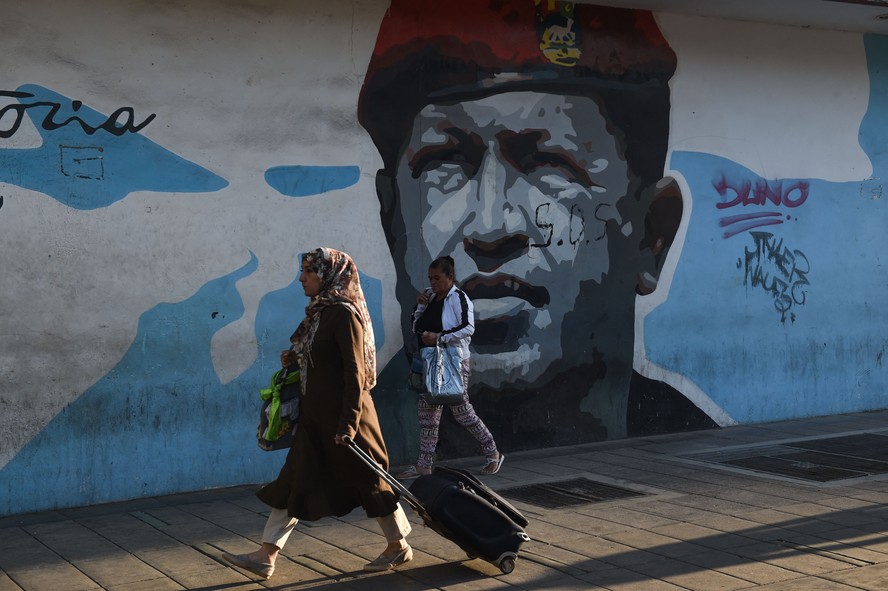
[
  {"x1": 0, "y1": 0, "x2": 392, "y2": 468},
  {"x1": 659, "y1": 12, "x2": 871, "y2": 182}
]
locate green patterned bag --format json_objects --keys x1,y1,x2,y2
[{"x1": 257, "y1": 366, "x2": 300, "y2": 451}]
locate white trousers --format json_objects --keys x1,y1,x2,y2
[{"x1": 262, "y1": 503, "x2": 412, "y2": 549}]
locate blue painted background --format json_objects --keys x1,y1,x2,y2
[
  {"x1": 644, "y1": 34, "x2": 888, "y2": 424},
  {"x1": 0, "y1": 252, "x2": 384, "y2": 514}
]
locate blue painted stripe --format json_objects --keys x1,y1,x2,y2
[{"x1": 265, "y1": 165, "x2": 360, "y2": 197}]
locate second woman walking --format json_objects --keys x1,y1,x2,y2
[{"x1": 396, "y1": 255, "x2": 504, "y2": 479}]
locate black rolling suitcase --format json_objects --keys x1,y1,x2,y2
[{"x1": 345, "y1": 438, "x2": 530, "y2": 574}]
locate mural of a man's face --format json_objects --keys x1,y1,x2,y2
[{"x1": 395, "y1": 90, "x2": 640, "y2": 387}]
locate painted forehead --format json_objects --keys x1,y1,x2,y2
[{"x1": 412, "y1": 92, "x2": 610, "y2": 149}]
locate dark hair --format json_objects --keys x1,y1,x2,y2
[{"x1": 429, "y1": 255, "x2": 455, "y2": 280}]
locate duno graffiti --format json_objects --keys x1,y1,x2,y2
[
  {"x1": 714, "y1": 174, "x2": 809, "y2": 238},
  {"x1": 738, "y1": 231, "x2": 810, "y2": 323},
  {"x1": 0, "y1": 90, "x2": 155, "y2": 138}
]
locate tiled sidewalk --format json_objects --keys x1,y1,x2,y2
[{"x1": 4, "y1": 410, "x2": 888, "y2": 590}]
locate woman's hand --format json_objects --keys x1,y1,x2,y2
[
  {"x1": 281, "y1": 349, "x2": 297, "y2": 369},
  {"x1": 421, "y1": 331, "x2": 439, "y2": 346},
  {"x1": 416, "y1": 290, "x2": 430, "y2": 305}
]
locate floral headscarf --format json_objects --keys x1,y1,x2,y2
[{"x1": 290, "y1": 247, "x2": 377, "y2": 392}]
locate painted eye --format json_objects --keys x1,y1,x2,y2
[
  {"x1": 420, "y1": 163, "x2": 471, "y2": 192},
  {"x1": 413, "y1": 149, "x2": 478, "y2": 177}
]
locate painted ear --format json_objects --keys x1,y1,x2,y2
[
  {"x1": 375, "y1": 169, "x2": 402, "y2": 249},
  {"x1": 637, "y1": 177, "x2": 684, "y2": 295}
]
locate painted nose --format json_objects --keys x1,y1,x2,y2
[
  {"x1": 470, "y1": 148, "x2": 515, "y2": 233},
  {"x1": 463, "y1": 147, "x2": 529, "y2": 272}
]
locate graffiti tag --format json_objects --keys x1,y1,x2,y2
[
  {"x1": 0, "y1": 90, "x2": 155, "y2": 138},
  {"x1": 532, "y1": 203, "x2": 591, "y2": 247},
  {"x1": 714, "y1": 174, "x2": 809, "y2": 238},
  {"x1": 738, "y1": 231, "x2": 810, "y2": 323}
]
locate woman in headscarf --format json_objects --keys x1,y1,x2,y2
[{"x1": 224, "y1": 248, "x2": 412, "y2": 580}]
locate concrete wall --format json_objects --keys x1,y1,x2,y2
[{"x1": 1, "y1": 0, "x2": 885, "y2": 515}]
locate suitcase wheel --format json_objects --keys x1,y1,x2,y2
[{"x1": 499, "y1": 556, "x2": 516, "y2": 574}]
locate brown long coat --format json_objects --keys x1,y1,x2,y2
[{"x1": 257, "y1": 304, "x2": 398, "y2": 520}]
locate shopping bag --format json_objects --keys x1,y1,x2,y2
[
  {"x1": 257, "y1": 366, "x2": 300, "y2": 451},
  {"x1": 421, "y1": 343, "x2": 465, "y2": 405}
]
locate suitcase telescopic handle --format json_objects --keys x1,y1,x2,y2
[{"x1": 342, "y1": 436, "x2": 426, "y2": 514}]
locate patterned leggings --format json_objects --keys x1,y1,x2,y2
[{"x1": 416, "y1": 357, "x2": 498, "y2": 470}]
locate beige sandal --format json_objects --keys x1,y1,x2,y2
[{"x1": 480, "y1": 453, "x2": 505, "y2": 475}]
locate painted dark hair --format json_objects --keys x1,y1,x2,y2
[
  {"x1": 358, "y1": 1, "x2": 676, "y2": 188},
  {"x1": 429, "y1": 255, "x2": 456, "y2": 280}
]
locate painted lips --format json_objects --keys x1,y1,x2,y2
[{"x1": 461, "y1": 274, "x2": 550, "y2": 308}]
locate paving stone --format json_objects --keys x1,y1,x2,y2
[
  {"x1": 0, "y1": 528, "x2": 31, "y2": 552},
  {"x1": 629, "y1": 557, "x2": 751, "y2": 591},
  {"x1": 667, "y1": 494, "x2": 762, "y2": 515},
  {"x1": 75, "y1": 555, "x2": 167, "y2": 588},
  {"x1": 302, "y1": 545, "x2": 369, "y2": 574},
  {"x1": 649, "y1": 522, "x2": 748, "y2": 551},
  {"x1": 0, "y1": 572, "x2": 23, "y2": 591},
  {"x1": 578, "y1": 566, "x2": 687, "y2": 590},
  {"x1": 730, "y1": 541, "x2": 861, "y2": 576},
  {"x1": 823, "y1": 560, "x2": 888, "y2": 589},
  {"x1": 105, "y1": 577, "x2": 186, "y2": 591},
  {"x1": 675, "y1": 548, "x2": 802, "y2": 585},
  {"x1": 751, "y1": 575, "x2": 867, "y2": 590},
  {"x1": 620, "y1": 499, "x2": 722, "y2": 522},
  {"x1": 558, "y1": 535, "x2": 662, "y2": 568},
  {"x1": 77, "y1": 513, "x2": 182, "y2": 552},
  {"x1": 734, "y1": 507, "x2": 820, "y2": 527},
  {"x1": 599, "y1": 528, "x2": 709, "y2": 559},
  {"x1": 26, "y1": 520, "x2": 126, "y2": 563},
  {"x1": 302, "y1": 519, "x2": 386, "y2": 548},
  {"x1": 774, "y1": 501, "x2": 844, "y2": 518},
  {"x1": 529, "y1": 515, "x2": 629, "y2": 544},
  {"x1": 843, "y1": 490, "x2": 888, "y2": 504},
  {"x1": 430, "y1": 576, "x2": 517, "y2": 591},
  {"x1": 338, "y1": 571, "x2": 446, "y2": 591},
  {"x1": 776, "y1": 531, "x2": 885, "y2": 562},
  {"x1": 814, "y1": 496, "x2": 880, "y2": 511},
  {"x1": 532, "y1": 511, "x2": 638, "y2": 537},
  {"x1": 521, "y1": 541, "x2": 609, "y2": 573},
  {"x1": 384, "y1": 561, "x2": 497, "y2": 589},
  {"x1": 134, "y1": 545, "x2": 247, "y2": 587},
  {"x1": 456, "y1": 552, "x2": 578, "y2": 589},
  {"x1": 711, "y1": 488, "x2": 803, "y2": 509},
  {"x1": 577, "y1": 506, "x2": 679, "y2": 530},
  {"x1": 3, "y1": 563, "x2": 101, "y2": 591},
  {"x1": 741, "y1": 484, "x2": 832, "y2": 503},
  {"x1": 687, "y1": 512, "x2": 779, "y2": 536},
  {"x1": 0, "y1": 529, "x2": 101, "y2": 591}
]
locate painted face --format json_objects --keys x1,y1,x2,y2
[
  {"x1": 299, "y1": 260, "x2": 322, "y2": 298},
  {"x1": 395, "y1": 91, "x2": 639, "y2": 387}
]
